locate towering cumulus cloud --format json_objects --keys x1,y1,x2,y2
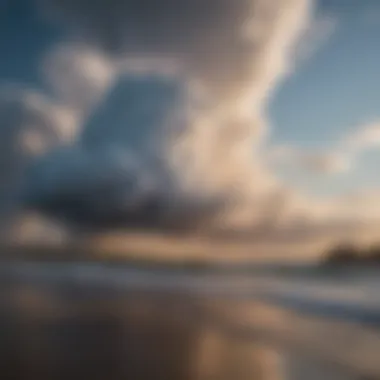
[{"x1": 20, "y1": 0, "x2": 312, "y2": 236}]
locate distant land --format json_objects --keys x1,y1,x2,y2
[{"x1": 322, "y1": 243, "x2": 380, "y2": 267}]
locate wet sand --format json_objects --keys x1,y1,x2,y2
[
  {"x1": 0, "y1": 268, "x2": 281, "y2": 380},
  {"x1": 2, "y1": 262, "x2": 380, "y2": 380}
]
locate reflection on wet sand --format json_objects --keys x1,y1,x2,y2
[
  {"x1": 0, "y1": 279, "x2": 283, "y2": 380},
  {"x1": 2, "y1": 266, "x2": 380, "y2": 380}
]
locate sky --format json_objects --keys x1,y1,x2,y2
[
  {"x1": 1, "y1": 0, "x2": 378, "y2": 197},
  {"x1": 1, "y1": 0, "x2": 380, "y2": 253},
  {"x1": 269, "y1": 0, "x2": 380, "y2": 197}
]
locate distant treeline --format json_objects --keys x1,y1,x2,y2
[{"x1": 322, "y1": 243, "x2": 380, "y2": 266}]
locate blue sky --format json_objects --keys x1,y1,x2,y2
[
  {"x1": 269, "y1": 0, "x2": 380, "y2": 196},
  {"x1": 0, "y1": 0, "x2": 63, "y2": 88},
  {"x1": 2, "y1": 0, "x2": 380, "y2": 200}
]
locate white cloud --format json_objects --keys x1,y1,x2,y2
[
  {"x1": 264, "y1": 118, "x2": 380, "y2": 237},
  {"x1": 42, "y1": 42, "x2": 117, "y2": 116},
  {"x1": 267, "y1": 145, "x2": 351, "y2": 175},
  {"x1": 294, "y1": 14, "x2": 338, "y2": 65},
  {"x1": 0, "y1": 40, "x2": 116, "y2": 237},
  {"x1": 41, "y1": 0, "x2": 311, "y2": 105},
  {"x1": 268, "y1": 120, "x2": 380, "y2": 178},
  {"x1": 315, "y1": 189, "x2": 380, "y2": 225},
  {"x1": 0, "y1": 86, "x2": 78, "y2": 169},
  {"x1": 302, "y1": 152, "x2": 350, "y2": 174},
  {"x1": 341, "y1": 122, "x2": 380, "y2": 153}
]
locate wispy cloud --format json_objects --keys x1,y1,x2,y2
[
  {"x1": 341, "y1": 122, "x2": 380, "y2": 153},
  {"x1": 269, "y1": 121, "x2": 380, "y2": 176},
  {"x1": 267, "y1": 145, "x2": 351, "y2": 175},
  {"x1": 42, "y1": 42, "x2": 117, "y2": 116},
  {"x1": 295, "y1": 13, "x2": 338, "y2": 65}
]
